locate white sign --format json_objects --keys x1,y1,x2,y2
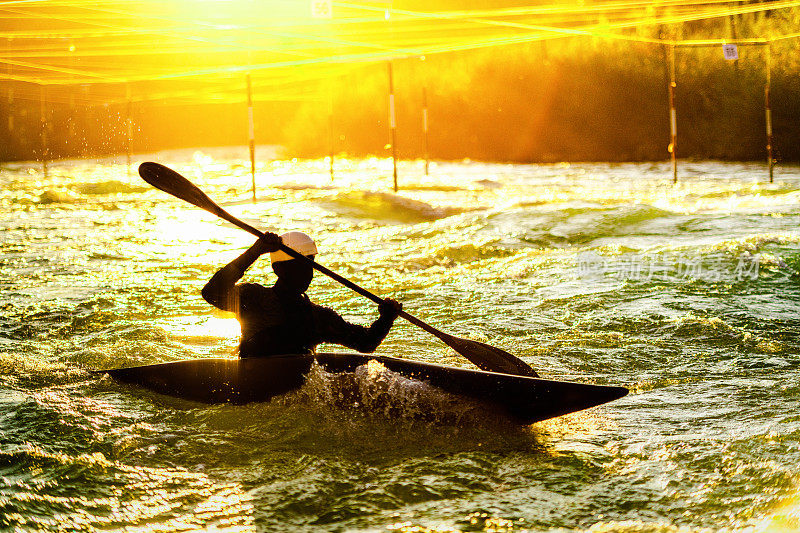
[
  {"x1": 311, "y1": 0, "x2": 332, "y2": 18},
  {"x1": 722, "y1": 44, "x2": 739, "y2": 60}
]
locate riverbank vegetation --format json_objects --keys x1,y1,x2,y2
[{"x1": 283, "y1": 9, "x2": 800, "y2": 162}]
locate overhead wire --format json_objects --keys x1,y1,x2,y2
[{"x1": 0, "y1": 0, "x2": 797, "y2": 105}]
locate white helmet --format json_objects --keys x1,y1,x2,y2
[{"x1": 270, "y1": 231, "x2": 318, "y2": 263}]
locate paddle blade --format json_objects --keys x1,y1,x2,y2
[
  {"x1": 138, "y1": 162, "x2": 262, "y2": 238},
  {"x1": 443, "y1": 334, "x2": 539, "y2": 377},
  {"x1": 139, "y1": 162, "x2": 218, "y2": 211}
]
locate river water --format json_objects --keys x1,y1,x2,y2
[{"x1": 2, "y1": 149, "x2": 799, "y2": 532}]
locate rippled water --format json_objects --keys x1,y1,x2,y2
[{"x1": 2, "y1": 149, "x2": 800, "y2": 532}]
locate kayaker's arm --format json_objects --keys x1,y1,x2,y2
[
  {"x1": 202, "y1": 233, "x2": 281, "y2": 312},
  {"x1": 315, "y1": 299, "x2": 401, "y2": 353}
]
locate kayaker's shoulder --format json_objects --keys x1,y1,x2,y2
[{"x1": 237, "y1": 282, "x2": 272, "y2": 297}]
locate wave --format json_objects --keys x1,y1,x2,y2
[
  {"x1": 562, "y1": 308, "x2": 798, "y2": 361},
  {"x1": 403, "y1": 242, "x2": 519, "y2": 270},
  {"x1": 575, "y1": 519, "x2": 703, "y2": 532},
  {"x1": 0, "y1": 348, "x2": 85, "y2": 390},
  {"x1": 394, "y1": 184, "x2": 468, "y2": 192},
  {"x1": 73, "y1": 181, "x2": 148, "y2": 196},
  {"x1": 273, "y1": 183, "x2": 337, "y2": 191},
  {"x1": 321, "y1": 190, "x2": 465, "y2": 223},
  {"x1": 31, "y1": 180, "x2": 146, "y2": 205},
  {"x1": 549, "y1": 204, "x2": 675, "y2": 243},
  {"x1": 688, "y1": 181, "x2": 800, "y2": 200},
  {"x1": 577, "y1": 234, "x2": 800, "y2": 284},
  {"x1": 474, "y1": 178, "x2": 502, "y2": 189},
  {"x1": 36, "y1": 189, "x2": 79, "y2": 204},
  {"x1": 475, "y1": 203, "x2": 675, "y2": 249},
  {"x1": 704, "y1": 233, "x2": 800, "y2": 255},
  {"x1": 0, "y1": 443, "x2": 229, "y2": 532}
]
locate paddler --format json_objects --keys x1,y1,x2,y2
[{"x1": 202, "y1": 231, "x2": 402, "y2": 357}]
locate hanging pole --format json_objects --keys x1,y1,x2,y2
[
  {"x1": 329, "y1": 92, "x2": 335, "y2": 182},
  {"x1": 81, "y1": 85, "x2": 89, "y2": 157},
  {"x1": 246, "y1": 74, "x2": 256, "y2": 202},
  {"x1": 421, "y1": 55, "x2": 429, "y2": 176},
  {"x1": 668, "y1": 43, "x2": 678, "y2": 184},
  {"x1": 6, "y1": 38, "x2": 12, "y2": 134},
  {"x1": 388, "y1": 61, "x2": 398, "y2": 192},
  {"x1": 7, "y1": 90, "x2": 13, "y2": 133},
  {"x1": 67, "y1": 40, "x2": 75, "y2": 157},
  {"x1": 765, "y1": 41, "x2": 774, "y2": 183},
  {"x1": 39, "y1": 85, "x2": 48, "y2": 178},
  {"x1": 726, "y1": 10, "x2": 739, "y2": 71},
  {"x1": 385, "y1": 4, "x2": 398, "y2": 192},
  {"x1": 67, "y1": 93, "x2": 75, "y2": 148},
  {"x1": 423, "y1": 86, "x2": 429, "y2": 176},
  {"x1": 126, "y1": 84, "x2": 133, "y2": 177}
]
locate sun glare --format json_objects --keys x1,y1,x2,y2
[
  {"x1": 169, "y1": 0, "x2": 313, "y2": 27},
  {"x1": 161, "y1": 315, "x2": 242, "y2": 343}
]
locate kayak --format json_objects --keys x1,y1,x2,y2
[{"x1": 96, "y1": 353, "x2": 628, "y2": 424}]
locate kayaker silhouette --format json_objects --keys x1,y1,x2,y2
[{"x1": 202, "y1": 231, "x2": 402, "y2": 357}]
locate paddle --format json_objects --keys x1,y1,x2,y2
[{"x1": 138, "y1": 162, "x2": 538, "y2": 377}]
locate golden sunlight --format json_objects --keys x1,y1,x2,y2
[{"x1": 160, "y1": 315, "x2": 241, "y2": 342}]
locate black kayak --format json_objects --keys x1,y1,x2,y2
[{"x1": 96, "y1": 352, "x2": 628, "y2": 424}]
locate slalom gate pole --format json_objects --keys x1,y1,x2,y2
[
  {"x1": 765, "y1": 41, "x2": 774, "y2": 183},
  {"x1": 126, "y1": 84, "x2": 133, "y2": 177},
  {"x1": 329, "y1": 93, "x2": 335, "y2": 181},
  {"x1": 388, "y1": 61, "x2": 398, "y2": 192},
  {"x1": 6, "y1": 38, "x2": 12, "y2": 134},
  {"x1": 39, "y1": 85, "x2": 48, "y2": 179},
  {"x1": 423, "y1": 86, "x2": 429, "y2": 176},
  {"x1": 246, "y1": 74, "x2": 256, "y2": 201},
  {"x1": 669, "y1": 43, "x2": 678, "y2": 184}
]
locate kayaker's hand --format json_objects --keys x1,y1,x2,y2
[
  {"x1": 379, "y1": 298, "x2": 402, "y2": 320},
  {"x1": 254, "y1": 232, "x2": 282, "y2": 255}
]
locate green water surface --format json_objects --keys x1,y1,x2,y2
[{"x1": 1, "y1": 151, "x2": 799, "y2": 532}]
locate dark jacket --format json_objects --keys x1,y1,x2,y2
[{"x1": 202, "y1": 275, "x2": 394, "y2": 357}]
